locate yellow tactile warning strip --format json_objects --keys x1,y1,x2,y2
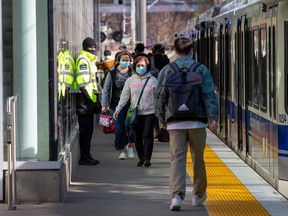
[{"x1": 186, "y1": 145, "x2": 269, "y2": 216}]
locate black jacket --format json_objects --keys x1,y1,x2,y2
[{"x1": 150, "y1": 54, "x2": 170, "y2": 71}]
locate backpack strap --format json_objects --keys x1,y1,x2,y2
[
  {"x1": 169, "y1": 61, "x2": 201, "y2": 73},
  {"x1": 169, "y1": 62, "x2": 180, "y2": 73},
  {"x1": 188, "y1": 62, "x2": 201, "y2": 72},
  {"x1": 136, "y1": 77, "x2": 150, "y2": 106}
]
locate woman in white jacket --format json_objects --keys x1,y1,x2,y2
[{"x1": 114, "y1": 56, "x2": 157, "y2": 167}]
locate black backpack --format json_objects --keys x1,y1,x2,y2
[{"x1": 165, "y1": 62, "x2": 203, "y2": 122}]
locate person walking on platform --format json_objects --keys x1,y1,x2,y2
[
  {"x1": 150, "y1": 43, "x2": 170, "y2": 77},
  {"x1": 96, "y1": 49, "x2": 115, "y2": 86},
  {"x1": 114, "y1": 56, "x2": 157, "y2": 167},
  {"x1": 75, "y1": 37, "x2": 101, "y2": 165},
  {"x1": 132, "y1": 43, "x2": 148, "y2": 59},
  {"x1": 149, "y1": 43, "x2": 170, "y2": 139},
  {"x1": 101, "y1": 51, "x2": 135, "y2": 160},
  {"x1": 154, "y1": 37, "x2": 218, "y2": 210}
]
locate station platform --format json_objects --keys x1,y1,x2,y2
[{"x1": 1, "y1": 126, "x2": 288, "y2": 216}]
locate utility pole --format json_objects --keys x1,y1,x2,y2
[
  {"x1": 131, "y1": 0, "x2": 136, "y2": 47},
  {"x1": 135, "y1": 0, "x2": 146, "y2": 44}
]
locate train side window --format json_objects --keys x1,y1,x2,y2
[
  {"x1": 259, "y1": 26, "x2": 267, "y2": 112},
  {"x1": 252, "y1": 27, "x2": 259, "y2": 108},
  {"x1": 214, "y1": 35, "x2": 219, "y2": 92},
  {"x1": 234, "y1": 32, "x2": 238, "y2": 102},
  {"x1": 226, "y1": 24, "x2": 232, "y2": 98},
  {"x1": 247, "y1": 28, "x2": 252, "y2": 106}
]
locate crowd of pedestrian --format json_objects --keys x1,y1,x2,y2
[{"x1": 66, "y1": 37, "x2": 218, "y2": 211}]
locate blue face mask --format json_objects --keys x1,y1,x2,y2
[
  {"x1": 136, "y1": 66, "x2": 147, "y2": 75},
  {"x1": 119, "y1": 61, "x2": 130, "y2": 68}
]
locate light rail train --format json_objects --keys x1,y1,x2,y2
[{"x1": 184, "y1": 0, "x2": 288, "y2": 198}]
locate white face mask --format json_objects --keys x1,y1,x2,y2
[{"x1": 105, "y1": 56, "x2": 112, "y2": 61}]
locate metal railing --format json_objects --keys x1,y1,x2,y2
[{"x1": 5, "y1": 95, "x2": 19, "y2": 210}]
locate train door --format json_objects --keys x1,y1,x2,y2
[
  {"x1": 268, "y1": 19, "x2": 277, "y2": 177},
  {"x1": 219, "y1": 23, "x2": 225, "y2": 137},
  {"x1": 237, "y1": 17, "x2": 244, "y2": 151},
  {"x1": 243, "y1": 17, "x2": 251, "y2": 154},
  {"x1": 237, "y1": 16, "x2": 249, "y2": 153},
  {"x1": 219, "y1": 21, "x2": 232, "y2": 141}
]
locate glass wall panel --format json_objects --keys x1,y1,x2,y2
[
  {"x1": 2, "y1": 0, "x2": 13, "y2": 160},
  {"x1": 52, "y1": 0, "x2": 95, "y2": 159},
  {"x1": 1, "y1": 0, "x2": 97, "y2": 161}
]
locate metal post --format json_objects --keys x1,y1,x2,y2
[
  {"x1": 12, "y1": 95, "x2": 20, "y2": 205},
  {"x1": 5, "y1": 96, "x2": 16, "y2": 210},
  {"x1": 131, "y1": 0, "x2": 136, "y2": 47},
  {"x1": 140, "y1": 0, "x2": 147, "y2": 44}
]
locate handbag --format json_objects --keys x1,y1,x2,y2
[
  {"x1": 99, "y1": 111, "x2": 112, "y2": 127},
  {"x1": 125, "y1": 77, "x2": 150, "y2": 127},
  {"x1": 125, "y1": 106, "x2": 138, "y2": 127},
  {"x1": 158, "y1": 128, "x2": 170, "y2": 142}
]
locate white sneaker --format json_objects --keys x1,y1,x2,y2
[
  {"x1": 126, "y1": 146, "x2": 135, "y2": 159},
  {"x1": 192, "y1": 192, "x2": 207, "y2": 206},
  {"x1": 170, "y1": 194, "x2": 182, "y2": 211},
  {"x1": 119, "y1": 152, "x2": 126, "y2": 160}
]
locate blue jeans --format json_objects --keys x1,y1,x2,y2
[{"x1": 110, "y1": 105, "x2": 134, "y2": 151}]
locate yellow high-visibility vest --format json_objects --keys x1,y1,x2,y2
[
  {"x1": 63, "y1": 50, "x2": 76, "y2": 90},
  {"x1": 75, "y1": 50, "x2": 99, "y2": 102}
]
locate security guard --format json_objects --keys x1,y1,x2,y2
[{"x1": 75, "y1": 37, "x2": 101, "y2": 165}]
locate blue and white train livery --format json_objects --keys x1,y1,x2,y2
[{"x1": 185, "y1": 0, "x2": 288, "y2": 198}]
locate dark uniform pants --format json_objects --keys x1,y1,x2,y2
[{"x1": 77, "y1": 114, "x2": 94, "y2": 158}]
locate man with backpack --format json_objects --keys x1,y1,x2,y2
[{"x1": 154, "y1": 37, "x2": 218, "y2": 211}]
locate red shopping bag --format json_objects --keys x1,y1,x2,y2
[
  {"x1": 99, "y1": 112, "x2": 112, "y2": 127},
  {"x1": 103, "y1": 122, "x2": 115, "y2": 134},
  {"x1": 100, "y1": 111, "x2": 115, "y2": 134}
]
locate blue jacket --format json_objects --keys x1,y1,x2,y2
[{"x1": 154, "y1": 56, "x2": 218, "y2": 124}]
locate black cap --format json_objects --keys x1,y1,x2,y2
[{"x1": 82, "y1": 37, "x2": 96, "y2": 50}]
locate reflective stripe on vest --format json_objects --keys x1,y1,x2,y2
[
  {"x1": 76, "y1": 55, "x2": 99, "y2": 102},
  {"x1": 64, "y1": 52, "x2": 75, "y2": 88}
]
